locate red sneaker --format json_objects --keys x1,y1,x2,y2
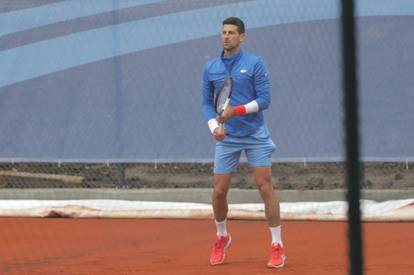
[
  {"x1": 267, "y1": 243, "x2": 286, "y2": 268},
  {"x1": 210, "y1": 234, "x2": 232, "y2": 265}
]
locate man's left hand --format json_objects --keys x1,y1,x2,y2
[{"x1": 217, "y1": 106, "x2": 235, "y2": 123}]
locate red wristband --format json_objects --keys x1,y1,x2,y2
[{"x1": 234, "y1": 105, "x2": 247, "y2": 116}]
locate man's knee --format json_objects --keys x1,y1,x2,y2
[
  {"x1": 257, "y1": 178, "x2": 274, "y2": 197},
  {"x1": 213, "y1": 176, "x2": 231, "y2": 198}
]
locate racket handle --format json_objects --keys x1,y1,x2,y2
[{"x1": 219, "y1": 122, "x2": 225, "y2": 131}]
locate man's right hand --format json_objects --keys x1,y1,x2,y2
[{"x1": 213, "y1": 125, "x2": 226, "y2": 141}]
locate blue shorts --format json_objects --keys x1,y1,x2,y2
[{"x1": 214, "y1": 126, "x2": 276, "y2": 174}]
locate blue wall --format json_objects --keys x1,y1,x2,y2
[{"x1": 0, "y1": 0, "x2": 413, "y2": 162}]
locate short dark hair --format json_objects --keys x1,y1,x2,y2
[{"x1": 222, "y1": 17, "x2": 245, "y2": 34}]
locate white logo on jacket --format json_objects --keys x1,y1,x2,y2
[{"x1": 240, "y1": 69, "x2": 247, "y2": 73}]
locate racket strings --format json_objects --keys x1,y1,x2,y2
[{"x1": 215, "y1": 77, "x2": 232, "y2": 115}]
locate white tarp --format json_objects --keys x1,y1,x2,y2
[{"x1": 0, "y1": 199, "x2": 413, "y2": 221}]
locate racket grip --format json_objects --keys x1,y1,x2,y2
[{"x1": 219, "y1": 122, "x2": 225, "y2": 131}]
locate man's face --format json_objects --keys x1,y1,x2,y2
[{"x1": 221, "y1": 24, "x2": 244, "y2": 52}]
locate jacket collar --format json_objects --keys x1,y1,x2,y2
[{"x1": 221, "y1": 49, "x2": 243, "y2": 62}]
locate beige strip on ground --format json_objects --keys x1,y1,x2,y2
[{"x1": 0, "y1": 171, "x2": 83, "y2": 183}]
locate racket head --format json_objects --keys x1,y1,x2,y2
[{"x1": 214, "y1": 76, "x2": 233, "y2": 115}]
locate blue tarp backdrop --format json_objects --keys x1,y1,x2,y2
[{"x1": 0, "y1": 0, "x2": 413, "y2": 162}]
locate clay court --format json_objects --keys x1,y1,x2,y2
[{"x1": 0, "y1": 218, "x2": 413, "y2": 275}]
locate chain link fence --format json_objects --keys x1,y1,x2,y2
[{"x1": 1, "y1": 162, "x2": 412, "y2": 190}]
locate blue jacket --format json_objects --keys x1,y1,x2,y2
[{"x1": 202, "y1": 49, "x2": 271, "y2": 137}]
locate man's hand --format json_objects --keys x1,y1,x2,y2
[
  {"x1": 217, "y1": 106, "x2": 235, "y2": 123},
  {"x1": 213, "y1": 125, "x2": 226, "y2": 141}
]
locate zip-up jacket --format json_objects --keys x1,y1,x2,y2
[{"x1": 201, "y1": 49, "x2": 271, "y2": 137}]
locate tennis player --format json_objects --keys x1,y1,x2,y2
[{"x1": 201, "y1": 17, "x2": 286, "y2": 268}]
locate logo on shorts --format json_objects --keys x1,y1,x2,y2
[{"x1": 240, "y1": 69, "x2": 247, "y2": 73}]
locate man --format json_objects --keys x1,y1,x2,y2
[{"x1": 201, "y1": 17, "x2": 286, "y2": 268}]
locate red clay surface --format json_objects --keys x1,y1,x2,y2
[{"x1": 0, "y1": 219, "x2": 413, "y2": 275}]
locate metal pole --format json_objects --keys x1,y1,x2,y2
[
  {"x1": 116, "y1": 163, "x2": 126, "y2": 189},
  {"x1": 340, "y1": 1, "x2": 364, "y2": 275}
]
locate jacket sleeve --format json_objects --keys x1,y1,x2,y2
[
  {"x1": 254, "y1": 58, "x2": 271, "y2": 110},
  {"x1": 201, "y1": 64, "x2": 217, "y2": 122}
]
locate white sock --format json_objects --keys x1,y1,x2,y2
[
  {"x1": 269, "y1": 225, "x2": 283, "y2": 246},
  {"x1": 215, "y1": 219, "x2": 228, "y2": 237}
]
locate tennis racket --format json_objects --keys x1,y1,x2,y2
[{"x1": 214, "y1": 76, "x2": 233, "y2": 132}]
